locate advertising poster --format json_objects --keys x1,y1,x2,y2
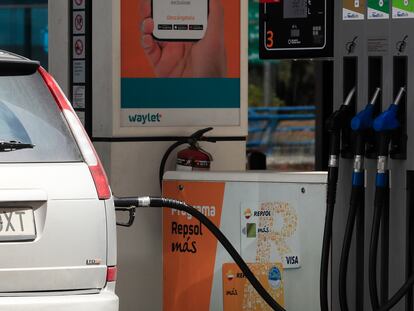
[
  {"x1": 121, "y1": 0, "x2": 241, "y2": 128},
  {"x1": 222, "y1": 263, "x2": 285, "y2": 311},
  {"x1": 368, "y1": 0, "x2": 390, "y2": 19},
  {"x1": 163, "y1": 180, "x2": 225, "y2": 311},
  {"x1": 240, "y1": 202, "x2": 301, "y2": 269},
  {"x1": 343, "y1": 0, "x2": 366, "y2": 20},
  {"x1": 393, "y1": 0, "x2": 414, "y2": 18}
]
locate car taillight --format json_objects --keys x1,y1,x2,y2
[
  {"x1": 106, "y1": 266, "x2": 117, "y2": 282},
  {"x1": 38, "y1": 67, "x2": 111, "y2": 200}
]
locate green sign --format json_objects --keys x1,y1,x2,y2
[
  {"x1": 393, "y1": 0, "x2": 414, "y2": 18},
  {"x1": 368, "y1": 0, "x2": 390, "y2": 18}
]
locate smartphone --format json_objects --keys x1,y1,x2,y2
[{"x1": 152, "y1": 0, "x2": 209, "y2": 41}]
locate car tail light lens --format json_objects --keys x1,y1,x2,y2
[
  {"x1": 38, "y1": 67, "x2": 111, "y2": 200},
  {"x1": 107, "y1": 266, "x2": 117, "y2": 282}
]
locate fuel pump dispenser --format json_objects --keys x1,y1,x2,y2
[{"x1": 339, "y1": 88, "x2": 381, "y2": 311}]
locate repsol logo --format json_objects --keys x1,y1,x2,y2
[
  {"x1": 253, "y1": 211, "x2": 271, "y2": 217},
  {"x1": 128, "y1": 113, "x2": 162, "y2": 124}
]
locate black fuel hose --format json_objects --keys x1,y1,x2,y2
[
  {"x1": 319, "y1": 184, "x2": 337, "y2": 311},
  {"x1": 320, "y1": 90, "x2": 355, "y2": 311},
  {"x1": 159, "y1": 141, "x2": 186, "y2": 189},
  {"x1": 380, "y1": 187, "x2": 389, "y2": 305},
  {"x1": 377, "y1": 274, "x2": 414, "y2": 311},
  {"x1": 115, "y1": 196, "x2": 286, "y2": 311},
  {"x1": 368, "y1": 182, "x2": 414, "y2": 311},
  {"x1": 339, "y1": 130, "x2": 366, "y2": 311},
  {"x1": 339, "y1": 186, "x2": 364, "y2": 311},
  {"x1": 369, "y1": 185, "x2": 387, "y2": 310},
  {"x1": 320, "y1": 166, "x2": 338, "y2": 311},
  {"x1": 355, "y1": 188, "x2": 365, "y2": 310}
]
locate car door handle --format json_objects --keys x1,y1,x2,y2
[{"x1": 0, "y1": 189, "x2": 47, "y2": 202}]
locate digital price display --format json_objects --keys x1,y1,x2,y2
[
  {"x1": 284, "y1": 0, "x2": 308, "y2": 19},
  {"x1": 259, "y1": 0, "x2": 333, "y2": 59}
]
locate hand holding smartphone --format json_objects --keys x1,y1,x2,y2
[
  {"x1": 140, "y1": 0, "x2": 226, "y2": 78},
  {"x1": 152, "y1": 0, "x2": 209, "y2": 41}
]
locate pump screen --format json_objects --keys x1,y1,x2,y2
[
  {"x1": 284, "y1": 0, "x2": 308, "y2": 19},
  {"x1": 259, "y1": 0, "x2": 333, "y2": 59}
]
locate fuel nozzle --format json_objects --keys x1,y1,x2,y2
[
  {"x1": 321, "y1": 87, "x2": 356, "y2": 311},
  {"x1": 373, "y1": 87, "x2": 405, "y2": 157},
  {"x1": 368, "y1": 90, "x2": 404, "y2": 310},
  {"x1": 373, "y1": 87, "x2": 405, "y2": 187},
  {"x1": 351, "y1": 87, "x2": 380, "y2": 132},
  {"x1": 327, "y1": 87, "x2": 356, "y2": 132},
  {"x1": 351, "y1": 88, "x2": 381, "y2": 156},
  {"x1": 338, "y1": 88, "x2": 379, "y2": 311},
  {"x1": 326, "y1": 87, "x2": 356, "y2": 166}
]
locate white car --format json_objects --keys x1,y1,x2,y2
[{"x1": 0, "y1": 51, "x2": 118, "y2": 310}]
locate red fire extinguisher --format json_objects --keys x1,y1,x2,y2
[
  {"x1": 176, "y1": 142, "x2": 213, "y2": 171},
  {"x1": 158, "y1": 127, "x2": 215, "y2": 189}
]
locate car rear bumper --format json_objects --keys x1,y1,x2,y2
[{"x1": 0, "y1": 288, "x2": 118, "y2": 311}]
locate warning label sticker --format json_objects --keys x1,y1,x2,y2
[
  {"x1": 393, "y1": 0, "x2": 414, "y2": 18},
  {"x1": 343, "y1": 0, "x2": 366, "y2": 20},
  {"x1": 73, "y1": 36, "x2": 85, "y2": 59},
  {"x1": 73, "y1": 60, "x2": 86, "y2": 83},
  {"x1": 73, "y1": 0, "x2": 85, "y2": 9},
  {"x1": 368, "y1": 37, "x2": 389, "y2": 53},
  {"x1": 73, "y1": 11, "x2": 85, "y2": 34},
  {"x1": 73, "y1": 85, "x2": 86, "y2": 109},
  {"x1": 368, "y1": 0, "x2": 390, "y2": 19}
]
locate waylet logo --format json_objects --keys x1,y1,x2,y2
[{"x1": 128, "y1": 113, "x2": 162, "y2": 124}]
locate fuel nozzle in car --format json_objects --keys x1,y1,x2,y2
[
  {"x1": 321, "y1": 87, "x2": 356, "y2": 311},
  {"x1": 115, "y1": 205, "x2": 136, "y2": 227},
  {"x1": 339, "y1": 88, "x2": 380, "y2": 311}
]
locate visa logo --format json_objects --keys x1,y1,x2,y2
[{"x1": 286, "y1": 256, "x2": 299, "y2": 265}]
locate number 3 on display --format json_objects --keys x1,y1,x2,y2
[{"x1": 267, "y1": 30, "x2": 274, "y2": 48}]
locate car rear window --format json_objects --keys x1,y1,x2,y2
[{"x1": 0, "y1": 71, "x2": 82, "y2": 163}]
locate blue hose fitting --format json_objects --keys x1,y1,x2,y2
[
  {"x1": 352, "y1": 171, "x2": 365, "y2": 187},
  {"x1": 376, "y1": 172, "x2": 388, "y2": 188}
]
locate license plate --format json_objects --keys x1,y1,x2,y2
[{"x1": 0, "y1": 208, "x2": 36, "y2": 241}]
